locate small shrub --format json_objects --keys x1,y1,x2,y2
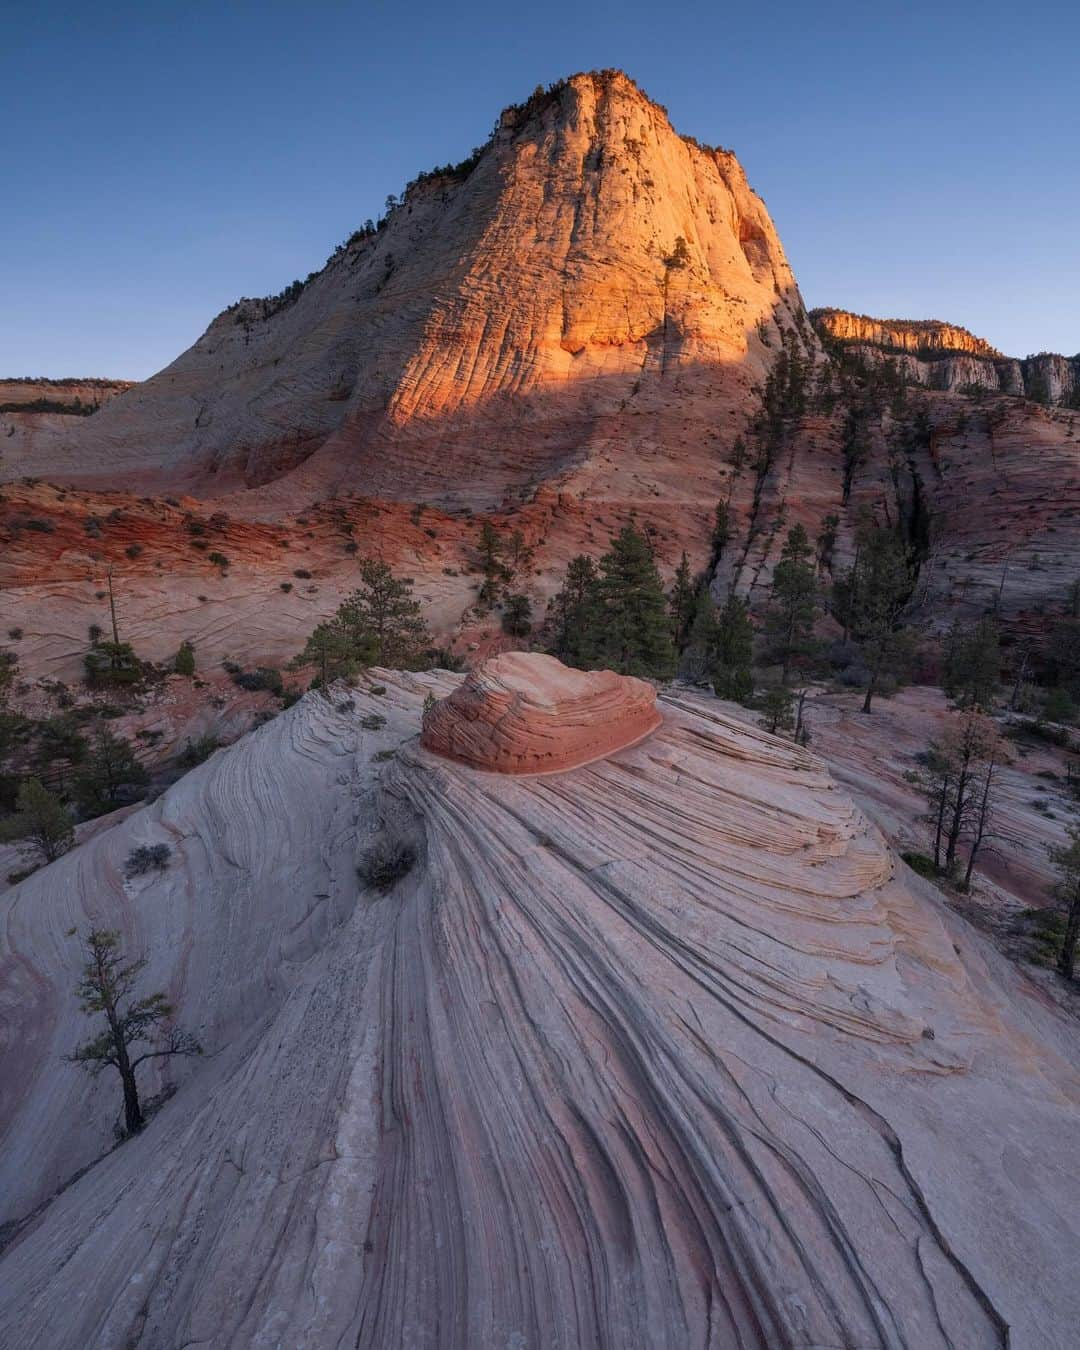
[
  {"x1": 358, "y1": 838, "x2": 416, "y2": 892},
  {"x1": 207, "y1": 551, "x2": 230, "y2": 569},
  {"x1": 901, "y1": 850, "x2": 939, "y2": 879},
  {"x1": 373, "y1": 749, "x2": 397, "y2": 762},
  {"x1": 7, "y1": 627, "x2": 23, "y2": 640},
  {"x1": 360, "y1": 713, "x2": 387, "y2": 730},
  {"x1": 125, "y1": 843, "x2": 171, "y2": 877},
  {"x1": 177, "y1": 735, "x2": 220, "y2": 768},
  {"x1": 125, "y1": 543, "x2": 143, "y2": 560},
  {"x1": 293, "y1": 568, "x2": 312, "y2": 579},
  {"x1": 369, "y1": 684, "x2": 387, "y2": 696},
  {"x1": 174, "y1": 641, "x2": 195, "y2": 677},
  {"x1": 231, "y1": 667, "x2": 283, "y2": 694}
]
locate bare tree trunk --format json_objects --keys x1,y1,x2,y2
[
  {"x1": 794, "y1": 689, "x2": 808, "y2": 743},
  {"x1": 932, "y1": 779, "x2": 949, "y2": 872},
  {"x1": 945, "y1": 767, "x2": 972, "y2": 873},
  {"x1": 1009, "y1": 646, "x2": 1030, "y2": 711},
  {"x1": 962, "y1": 753, "x2": 998, "y2": 891},
  {"x1": 1059, "y1": 894, "x2": 1080, "y2": 980}
]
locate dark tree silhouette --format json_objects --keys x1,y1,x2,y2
[{"x1": 67, "y1": 929, "x2": 201, "y2": 1136}]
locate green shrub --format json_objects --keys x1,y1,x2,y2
[{"x1": 901, "y1": 850, "x2": 939, "y2": 879}]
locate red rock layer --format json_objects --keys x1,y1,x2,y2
[{"x1": 421, "y1": 652, "x2": 662, "y2": 774}]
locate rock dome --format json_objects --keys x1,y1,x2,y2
[{"x1": 420, "y1": 651, "x2": 662, "y2": 774}]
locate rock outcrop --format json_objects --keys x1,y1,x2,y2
[
  {"x1": 812, "y1": 307, "x2": 1079, "y2": 406},
  {"x1": 1, "y1": 673, "x2": 1079, "y2": 1346},
  {"x1": 421, "y1": 652, "x2": 661, "y2": 773},
  {"x1": 812, "y1": 308, "x2": 1002, "y2": 357},
  {"x1": 0, "y1": 377, "x2": 135, "y2": 414}
]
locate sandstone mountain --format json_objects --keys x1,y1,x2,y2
[
  {"x1": 1, "y1": 660, "x2": 1078, "y2": 1346},
  {"x1": 1, "y1": 70, "x2": 1077, "y2": 684},
  {"x1": 0, "y1": 71, "x2": 801, "y2": 505}
]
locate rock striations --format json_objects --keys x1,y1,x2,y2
[
  {"x1": 420, "y1": 651, "x2": 662, "y2": 773},
  {"x1": 1, "y1": 655, "x2": 1079, "y2": 1347},
  {"x1": 1, "y1": 71, "x2": 801, "y2": 503}
]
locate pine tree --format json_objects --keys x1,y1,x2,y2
[
  {"x1": 595, "y1": 526, "x2": 676, "y2": 679},
  {"x1": 764, "y1": 525, "x2": 818, "y2": 684},
  {"x1": 73, "y1": 728, "x2": 149, "y2": 817},
  {"x1": 1050, "y1": 825, "x2": 1080, "y2": 979},
  {"x1": 476, "y1": 521, "x2": 507, "y2": 607},
  {"x1": 943, "y1": 618, "x2": 1000, "y2": 710},
  {"x1": 837, "y1": 521, "x2": 915, "y2": 713},
  {"x1": 760, "y1": 686, "x2": 794, "y2": 736},
  {"x1": 710, "y1": 501, "x2": 732, "y2": 565},
  {"x1": 711, "y1": 593, "x2": 754, "y2": 702},
  {"x1": 32, "y1": 715, "x2": 88, "y2": 794},
  {"x1": 0, "y1": 777, "x2": 74, "y2": 865},
  {"x1": 300, "y1": 559, "x2": 430, "y2": 681},
  {"x1": 682, "y1": 589, "x2": 718, "y2": 682},
  {"x1": 669, "y1": 552, "x2": 696, "y2": 648},
  {"x1": 550, "y1": 555, "x2": 602, "y2": 669},
  {"x1": 502, "y1": 593, "x2": 533, "y2": 637}
]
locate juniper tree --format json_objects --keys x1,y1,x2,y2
[
  {"x1": 0, "y1": 777, "x2": 73, "y2": 866},
  {"x1": 760, "y1": 685, "x2": 795, "y2": 736},
  {"x1": 66, "y1": 928, "x2": 201, "y2": 1136},
  {"x1": 174, "y1": 641, "x2": 196, "y2": 676}
]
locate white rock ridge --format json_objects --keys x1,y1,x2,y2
[{"x1": 1, "y1": 658, "x2": 1078, "y2": 1347}]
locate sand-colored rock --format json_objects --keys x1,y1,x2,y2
[
  {"x1": 421, "y1": 652, "x2": 661, "y2": 773},
  {"x1": 1, "y1": 71, "x2": 801, "y2": 503},
  {"x1": 1, "y1": 673, "x2": 1079, "y2": 1346},
  {"x1": 812, "y1": 308, "x2": 1079, "y2": 406},
  {"x1": 812, "y1": 308, "x2": 1002, "y2": 357}
]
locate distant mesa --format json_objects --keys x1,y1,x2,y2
[{"x1": 420, "y1": 652, "x2": 662, "y2": 774}]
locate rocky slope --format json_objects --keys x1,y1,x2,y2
[{"x1": 1, "y1": 658, "x2": 1078, "y2": 1347}]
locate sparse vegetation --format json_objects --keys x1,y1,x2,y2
[{"x1": 124, "y1": 843, "x2": 171, "y2": 877}]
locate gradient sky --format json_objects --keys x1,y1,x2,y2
[{"x1": 3, "y1": 0, "x2": 1077, "y2": 379}]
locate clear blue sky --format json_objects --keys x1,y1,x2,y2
[{"x1": 3, "y1": 1, "x2": 1077, "y2": 378}]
